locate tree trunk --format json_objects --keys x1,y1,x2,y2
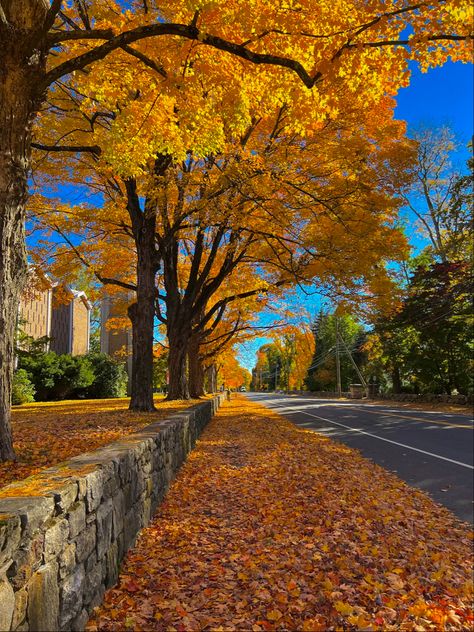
[
  {"x1": 0, "y1": 1, "x2": 49, "y2": 460},
  {"x1": 167, "y1": 330, "x2": 190, "y2": 400},
  {"x1": 128, "y1": 223, "x2": 157, "y2": 412},
  {"x1": 391, "y1": 365, "x2": 402, "y2": 394},
  {"x1": 128, "y1": 299, "x2": 155, "y2": 411},
  {"x1": 205, "y1": 363, "x2": 218, "y2": 394},
  {"x1": 188, "y1": 336, "x2": 205, "y2": 398}
]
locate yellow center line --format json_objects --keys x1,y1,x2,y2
[{"x1": 345, "y1": 406, "x2": 473, "y2": 429}]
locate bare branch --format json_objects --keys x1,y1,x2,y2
[{"x1": 58, "y1": 10, "x2": 81, "y2": 31}]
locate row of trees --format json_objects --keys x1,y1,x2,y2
[
  {"x1": 251, "y1": 312, "x2": 366, "y2": 393},
  {"x1": 0, "y1": 1, "x2": 471, "y2": 460},
  {"x1": 251, "y1": 132, "x2": 473, "y2": 396},
  {"x1": 366, "y1": 138, "x2": 473, "y2": 395}
]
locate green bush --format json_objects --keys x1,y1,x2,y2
[
  {"x1": 54, "y1": 355, "x2": 95, "y2": 399},
  {"x1": 12, "y1": 369, "x2": 36, "y2": 405},
  {"x1": 20, "y1": 352, "x2": 62, "y2": 400},
  {"x1": 84, "y1": 353, "x2": 128, "y2": 398},
  {"x1": 20, "y1": 352, "x2": 95, "y2": 400}
]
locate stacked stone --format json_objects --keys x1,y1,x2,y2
[{"x1": 0, "y1": 393, "x2": 228, "y2": 631}]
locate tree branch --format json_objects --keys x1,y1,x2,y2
[
  {"x1": 43, "y1": 22, "x2": 321, "y2": 90},
  {"x1": 31, "y1": 141, "x2": 101, "y2": 155},
  {"x1": 197, "y1": 279, "x2": 288, "y2": 332},
  {"x1": 120, "y1": 44, "x2": 167, "y2": 77},
  {"x1": 74, "y1": 0, "x2": 91, "y2": 30},
  {"x1": 51, "y1": 223, "x2": 137, "y2": 292},
  {"x1": 43, "y1": 0, "x2": 63, "y2": 33}
]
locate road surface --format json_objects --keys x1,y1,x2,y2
[{"x1": 246, "y1": 392, "x2": 474, "y2": 523}]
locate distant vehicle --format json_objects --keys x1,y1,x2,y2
[{"x1": 240, "y1": 386, "x2": 247, "y2": 392}]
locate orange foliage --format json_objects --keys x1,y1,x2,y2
[
  {"x1": 218, "y1": 351, "x2": 251, "y2": 390},
  {"x1": 272, "y1": 322, "x2": 315, "y2": 390},
  {"x1": 0, "y1": 398, "x2": 200, "y2": 489},
  {"x1": 87, "y1": 397, "x2": 473, "y2": 631}
]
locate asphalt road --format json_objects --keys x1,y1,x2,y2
[{"x1": 246, "y1": 392, "x2": 474, "y2": 523}]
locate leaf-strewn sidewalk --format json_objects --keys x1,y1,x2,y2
[{"x1": 88, "y1": 397, "x2": 473, "y2": 631}]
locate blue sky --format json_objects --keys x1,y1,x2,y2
[
  {"x1": 396, "y1": 61, "x2": 473, "y2": 147},
  {"x1": 237, "y1": 60, "x2": 474, "y2": 370}
]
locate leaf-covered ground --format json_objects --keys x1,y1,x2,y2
[
  {"x1": 87, "y1": 396, "x2": 473, "y2": 631},
  {"x1": 0, "y1": 397, "x2": 199, "y2": 489}
]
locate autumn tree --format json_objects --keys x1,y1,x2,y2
[
  {"x1": 265, "y1": 321, "x2": 315, "y2": 391},
  {"x1": 1, "y1": 0, "x2": 471, "y2": 459},
  {"x1": 217, "y1": 350, "x2": 252, "y2": 391},
  {"x1": 32, "y1": 97, "x2": 415, "y2": 401},
  {"x1": 187, "y1": 289, "x2": 272, "y2": 397},
  {"x1": 366, "y1": 148, "x2": 473, "y2": 394},
  {"x1": 305, "y1": 311, "x2": 367, "y2": 392}
]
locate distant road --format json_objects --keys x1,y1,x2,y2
[{"x1": 246, "y1": 392, "x2": 474, "y2": 523}]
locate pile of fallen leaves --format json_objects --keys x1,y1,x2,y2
[
  {"x1": 87, "y1": 397, "x2": 473, "y2": 631},
  {"x1": 0, "y1": 397, "x2": 198, "y2": 488}
]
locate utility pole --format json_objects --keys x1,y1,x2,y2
[
  {"x1": 335, "y1": 316, "x2": 342, "y2": 397},
  {"x1": 275, "y1": 364, "x2": 279, "y2": 391},
  {"x1": 337, "y1": 332, "x2": 368, "y2": 395}
]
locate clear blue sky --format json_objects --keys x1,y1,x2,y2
[
  {"x1": 396, "y1": 60, "x2": 473, "y2": 148},
  {"x1": 238, "y1": 60, "x2": 474, "y2": 371}
]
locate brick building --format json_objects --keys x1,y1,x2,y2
[
  {"x1": 18, "y1": 271, "x2": 53, "y2": 345},
  {"x1": 100, "y1": 292, "x2": 133, "y2": 390},
  {"x1": 19, "y1": 270, "x2": 91, "y2": 356},
  {"x1": 50, "y1": 286, "x2": 91, "y2": 355}
]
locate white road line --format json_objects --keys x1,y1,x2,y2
[{"x1": 285, "y1": 408, "x2": 474, "y2": 470}]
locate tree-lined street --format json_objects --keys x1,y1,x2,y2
[
  {"x1": 247, "y1": 393, "x2": 474, "y2": 522},
  {"x1": 0, "y1": 2, "x2": 472, "y2": 629}
]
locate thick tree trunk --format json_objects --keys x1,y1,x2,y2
[
  {"x1": 128, "y1": 299, "x2": 155, "y2": 412},
  {"x1": 205, "y1": 364, "x2": 218, "y2": 394},
  {"x1": 167, "y1": 330, "x2": 190, "y2": 400},
  {"x1": 128, "y1": 228, "x2": 157, "y2": 412},
  {"x1": 0, "y1": 1, "x2": 49, "y2": 460},
  {"x1": 188, "y1": 336, "x2": 205, "y2": 398}
]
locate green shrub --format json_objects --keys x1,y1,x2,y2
[
  {"x1": 53, "y1": 355, "x2": 95, "y2": 399},
  {"x1": 20, "y1": 352, "x2": 95, "y2": 400},
  {"x1": 85, "y1": 353, "x2": 128, "y2": 398},
  {"x1": 20, "y1": 352, "x2": 62, "y2": 400},
  {"x1": 12, "y1": 369, "x2": 36, "y2": 405}
]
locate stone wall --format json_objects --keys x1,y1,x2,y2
[{"x1": 0, "y1": 393, "x2": 228, "y2": 631}]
